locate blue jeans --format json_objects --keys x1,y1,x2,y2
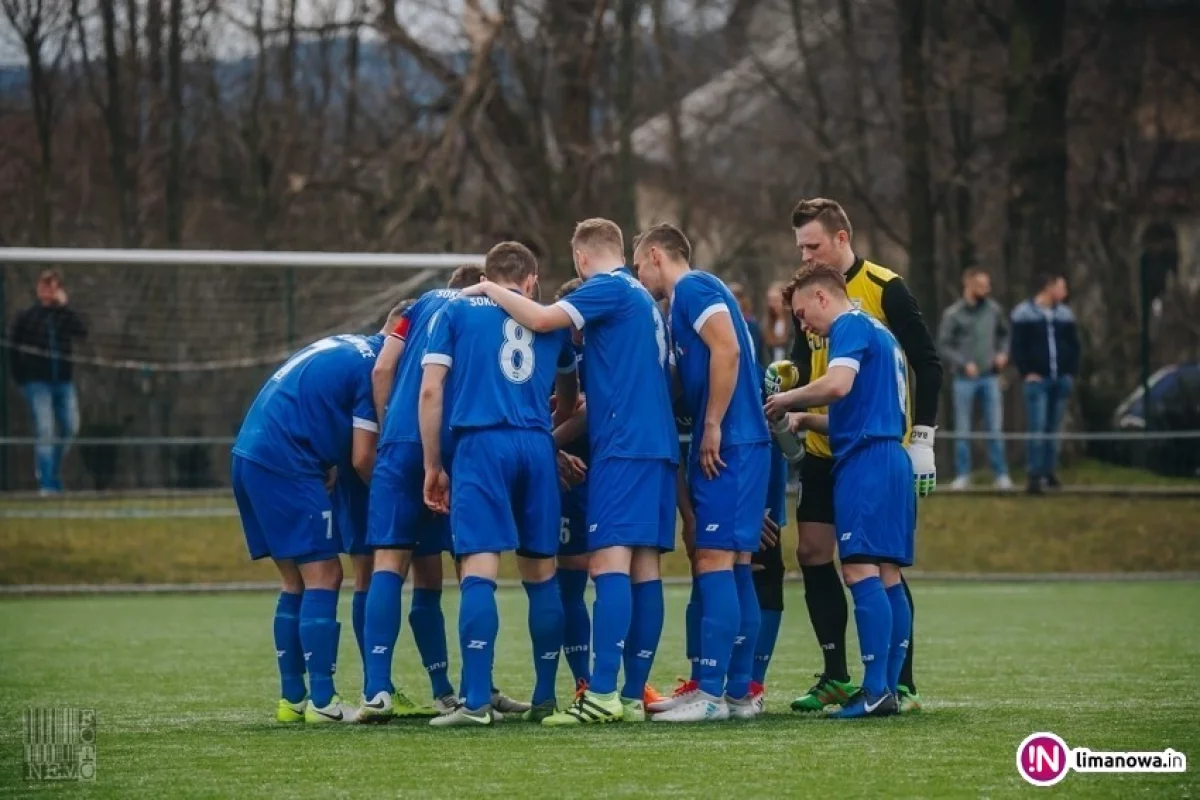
[
  {"x1": 952, "y1": 375, "x2": 1008, "y2": 479},
  {"x1": 1022, "y1": 376, "x2": 1073, "y2": 478},
  {"x1": 20, "y1": 381, "x2": 80, "y2": 492}
]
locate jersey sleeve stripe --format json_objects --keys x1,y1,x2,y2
[
  {"x1": 422, "y1": 353, "x2": 453, "y2": 368},
  {"x1": 352, "y1": 417, "x2": 379, "y2": 433},
  {"x1": 692, "y1": 303, "x2": 729, "y2": 334},
  {"x1": 557, "y1": 363, "x2": 578, "y2": 374},
  {"x1": 556, "y1": 300, "x2": 585, "y2": 330},
  {"x1": 829, "y1": 357, "x2": 861, "y2": 373}
]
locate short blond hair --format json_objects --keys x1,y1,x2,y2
[
  {"x1": 632, "y1": 222, "x2": 691, "y2": 264},
  {"x1": 572, "y1": 218, "x2": 624, "y2": 258},
  {"x1": 782, "y1": 261, "x2": 847, "y2": 305}
]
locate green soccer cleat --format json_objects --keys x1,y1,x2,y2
[
  {"x1": 521, "y1": 699, "x2": 558, "y2": 723},
  {"x1": 542, "y1": 690, "x2": 623, "y2": 726},
  {"x1": 898, "y1": 685, "x2": 923, "y2": 713},
  {"x1": 391, "y1": 689, "x2": 438, "y2": 718},
  {"x1": 620, "y1": 697, "x2": 647, "y2": 722},
  {"x1": 304, "y1": 695, "x2": 356, "y2": 724},
  {"x1": 790, "y1": 674, "x2": 858, "y2": 713},
  {"x1": 276, "y1": 697, "x2": 306, "y2": 723}
]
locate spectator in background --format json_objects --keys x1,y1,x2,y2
[
  {"x1": 9, "y1": 270, "x2": 87, "y2": 494},
  {"x1": 937, "y1": 267, "x2": 1013, "y2": 490},
  {"x1": 763, "y1": 281, "x2": 790, "y2": 363},
  {"x1": 729, "y1": 281, "x2": 766, "y2": 365},
  {"x1": 1010, "y1": 273, "x2": 1080, "y2": 494}
]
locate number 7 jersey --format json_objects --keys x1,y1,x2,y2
[
  {"x1": 826, "y1": 309, "x2": 907, "y2": 461},
  {"x1": 423, "y1": 294, "x2": 576, "y2": 432}
]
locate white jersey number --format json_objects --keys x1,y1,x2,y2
[
  {"x1": 653, "y1": 307, "x2": 669, "y2": 368},
  {"x1": 500, "y1": 318, "x2": 535, "y2": 384},
  {"x1": 272, "y1": 337, "x2": 340, "y2": 382}
]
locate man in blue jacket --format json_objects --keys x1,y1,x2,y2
[{"x1": 1009, "y1": 273, "x2": 1081, "y2": 494}]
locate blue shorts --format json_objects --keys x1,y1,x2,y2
[
  {"x1": 231, "y1": 455, "x2": 339, "y2": 564},
  {"x1": 558, "y1": 482, "x2": 589, "y2": 557},
  {"x1": 451, "y1": 428, "x2": 560, "y2": 558},
  {"x1": 833, "y1": 440, "x2": 916, "y2": 567},
  {"x1": 688, "y1": 442, "x2": 771, "y2": 552},
  {"x1": 587, "y1": 457, "x2": 677, "y2": 552},
  {"x1": 367, "y1": 442, "x2": 451, "y2": 558},
  {"x1": 767, "y1": 441, "x2": 788, "y2": 527},
  {"x1": 333, "y1": 471, "x2": 371, "y2": 556}
]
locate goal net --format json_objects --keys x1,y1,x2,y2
[{"x1": 1, "y1": 250, "x2": 480, "y2": 494}]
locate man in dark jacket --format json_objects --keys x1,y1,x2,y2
[
  {"x1": 1009, "y1": 273, "x2": 1080, "y2": 493},
  {"x1": 9, "y1": 270, "x2": 87, "y2": 492}
]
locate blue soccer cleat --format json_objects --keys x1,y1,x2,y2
[{"x1": 829, "y1": 689, "x2": 898, "y2": 719}]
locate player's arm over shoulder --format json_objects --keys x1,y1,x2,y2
[{"x1": 879, "y1": 275, "x2": 942, "y2": 427}]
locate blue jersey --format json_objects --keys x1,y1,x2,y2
[
  {"x1": 670, "y1": 271, "x2": 770, "y2": 454},
  {"x1": 424, "y1": 294, "x2": 576, "y2": 432},
  {"x1": 555, "y1": 267, "x2": 677, "y2": 463},
  {"x1": 826, "y1": 310, "x2": 907, "y2": 459},
  {"x1": 559, "y1": 344, "x2": 590, "y2": 461},
  {"x1": 234, "y1": 334, "x2": 379, "y2": 477},
  {"x1": 379, "y1": 288, "x2": 461, "y2": 446}
]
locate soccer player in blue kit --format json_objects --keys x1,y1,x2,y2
[
  {"x1": 765, "y1": 262, "x2": 916, "y2": 718},
  {"x1": 357, "y1": 267, "x2": 487, "y2": 723},
  {"x1": 460, "y1": 219, "x2": 677, "y2": 725},
  {"x1": 634, "y1": 223, "x2": 770, "y2": 722},
  {"x1": 419, "y1": 242, "x2": 580, "y2": 727},
  {"x1": 232, "y1": 331, "x2": 382, "y2": 724}
]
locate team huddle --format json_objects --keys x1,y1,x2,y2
[{"x1": 231, "y1": 199, "x2": 943, "y2": 726}]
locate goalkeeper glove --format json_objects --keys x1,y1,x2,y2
[{"x1": 906, "y1": 425, "x2": 937, "y2": 497}]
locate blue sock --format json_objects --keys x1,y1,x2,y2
[
  {"x1": 363, "y1": 571, "x2": 403, "y2": 699},
  {"x1": 622, "y1": 579, "x2": 664, "y2": 701},
  {"x1": 697, "y1": 570, "x2": 739, "y2": 698},
  {"x1": 459, "y1": 576, "x2": 498, "y2": 711},
  {"x1": 525, "y1": 576, "x2": 565, "y2": 705},
  {"x1": 409, "y1": 588, "x2": 454, "y2": 699},
  {"x1": 849, "y1": 577, "x2": 892, "y2": 697},
  {"x1": 753, "y1": 609, "x2": 783, "y2": 685},
  {"x1": 886, "y1": 583, "x2": 912, "y2": 694},
  {"x1": 352, "y1": 590, "x2": 368, "y2": 672},
  {"x1": 298, "y1": 588, "x2": 340, "y2": 708},
  {"x1": 686, "y1": 578, "x2": 702, "y2": 682},
  {"x1": 589, "y1": 572, "x2": 632, "y2": 696},
  {"x1": 726, "y1": 565, "x2": 761, "y2": 699},
  {"x1": 273, "y1": 591, "x2": 306, "y2": 703},
  {"x1": 557, "y1": 568, "x2": 591, "y2": 683}
]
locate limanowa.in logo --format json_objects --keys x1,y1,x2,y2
[{"x1": 1017, "y1": 732, "x2": 1188, "y2": 787}]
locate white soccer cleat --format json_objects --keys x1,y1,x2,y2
[
  {"x1": 433, "y1": 693, "x2": 462, "y2": 716},
  {"x1": 725, "y1": 693, "x2": 760, "y2": 720},
  {"x1": 428, "y1": 704, "x2": 493, "y2": 727},
  {"x1": 357, "y1": 691, "x2": 394, "y2": 724},
  {"x1": 651, "y1": 691, "x2": 729, "y2": 723},
  {"x1": 304, "y1": 695, "x2": 359, "y2": 724},
  {"x1": 648, "y1": 679, "x2": 698, "y2": 714}
]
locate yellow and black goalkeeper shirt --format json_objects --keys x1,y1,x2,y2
[{"x1": 790, "y1": 257, "x2": 942, "y2": 460}]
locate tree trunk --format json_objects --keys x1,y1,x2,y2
[
  {"x1": 896, "y1": 0, "x2": 938, "y2": 318},
  {"x1": 1005, "y1": 0, "x2": 1068, "y2": 291},
  {"x1": 166, "y1": 0, "x2": 184, "y2": 246},
  {"x1": 614, "y1": 0, "x2": 639, "y2": 240},
  {"x1": 99, "y1": 0, "x2": 140, "y2": 246}
]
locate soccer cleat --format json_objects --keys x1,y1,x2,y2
[
  {"x1": 898, "y1": 685, "x2": 923, "y2": 713},
  {"x1": 642, "y1": 683, "x2": 666, "y2": 708},
  {"x1": 620, "y1": 697, "x2": 647, "y2": 722},
  {"x1": 276, "y1": 697, "x2": 307, "y2": 723},
  {"x1": 391, "y1": 689, "x2": 438, "y2": 718},
  {"x1": 433, "y1": 693, "x2": 462, "y2": 716},
  {"x1": 790, "y1": 674, "x2": 857, "y2": 712},
  {"x1": 541, "y1": 690, "x2": 623, "y2": 726},
  {"x1": 429, "y1": 703, "x2": 494, "y2": 727},
  {"x1": 490, "y1": 690, "x2": 530, "y2": 716},
  {"x1": 725, "y1": 693, "x2": 760, "y2": 720},
  {"x1": 748, "y1": 681, "x2": 766, "y2": 715},
  {"x1": 829, "y1": 689, "x2": 898, "y2": 719},
  {"x1": 647, "y1": 678, "x2": 697, "y2": 714},
  {"x1": 357, "y1": 691, "x2": 394, "y2": 724},
  {"x1": 521, "y1": 699, "x2": 558, "y2": 723},
  {"x1": 304, "y1": 695, "x2": 357, "y2": 724},
  {"x1": 652, "y1": 691, "x2": 729, "y2": 723},
  {"x1": 573, "y1": 678, "x2": 589, "y2": 700}
]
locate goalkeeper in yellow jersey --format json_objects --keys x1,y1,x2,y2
[{"x1": 767, "y1": 198, "x2": 942, "y2": 714}]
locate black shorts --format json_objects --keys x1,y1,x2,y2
[{"x1": 796, "y1": 454, "x2": 835, "y2": 525}]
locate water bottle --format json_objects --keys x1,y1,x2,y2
[{"x1": 764, "y1": 360, "x2": 805, "y2": 463}]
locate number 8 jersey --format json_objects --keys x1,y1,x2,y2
[
  {"x1": 424, "y1": 294, "x2": 576, "y2": 432},
  {"x1": 825, "y1": 309, "x2": 907, "y2": 461}
]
